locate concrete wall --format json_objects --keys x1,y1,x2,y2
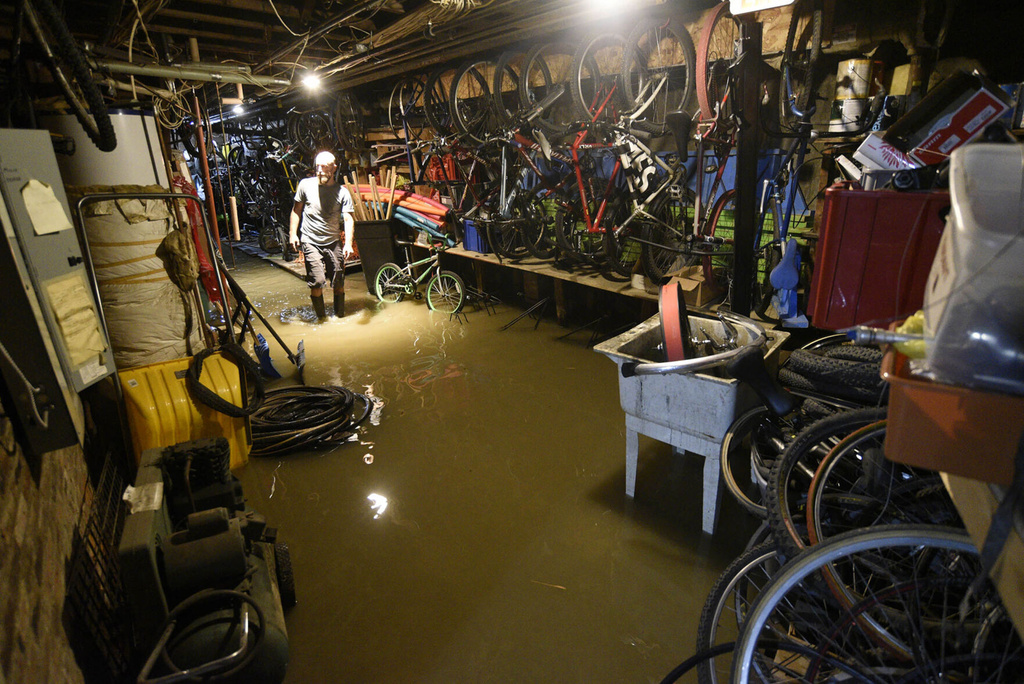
[{"x1": 1, "y1": 407, "x2": 87, "y2": 684}]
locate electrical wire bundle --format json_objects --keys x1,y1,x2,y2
[{"x1": 250, "y1": 386, "x2": 372, "y2": 457}]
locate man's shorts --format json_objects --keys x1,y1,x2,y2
[{"x1": 301, "y1": 241, "x2": 345, "y2": 289}]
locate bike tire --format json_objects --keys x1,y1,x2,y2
[
  {"x1": 519, "y1": 42, "x2": 577, "y2": 135},
  {"x1": 696, "y1": 542, "x2": 784, "y2": 684},
  {"x1": 570, "y1": 33, "x2": 628, "y2": 124},
  {"x1": 335, "y1": 90, "x2": 365, "y2": 151},
  {"x1": 779, "y1": 0, "x2": 823, "y2": 124},
  {"x1": 701, "y1": 187, "x2": 737, "y2": 289},
  {"x1": 374, "y1": 263, "x2": 406, "y2": 303},
  {"x1": 492, "y1": 50, "x2": 523, "y2": 128},
  {"x1": 424, "y1": 66, "x2": 456, "y2": 135},
  {"x1": 292, "y1": 110, "x2": 335, "y2": 156},
  {"x1": 554, "y1": 194, "x2": 606, "y2": 266},
  {"x1": 731, "y1": 525, "x2": 1009, "y2": 683},
  {"x1": 695, "y1": 2, "x2": 741, "y2": 122},
  {"x1": 426, "y1": 270, "x2": 465, "y2": 314},
  {"x1": 26, "y1": 0, "x2": 117, "y2": 152},
  {"x1": 639, "y1": 187, "x2": 698, "y2": 285},
  {"x1": 388, "y1": 75, "x2": 426, "y2": 143},
  {"x1": 601, "y1": 196, "x2": 639, "y2": 277},
  {"x1": 806, "y1": 421, "x2": 961, "y2": 548},
  {"x1": 621, "y1": 18, "x2": 697, "y2": 135},
  {"x1": 765, "y1": 407, "x2": 888, "y2": 558},
  {"x1": 449, "y1": 59, "x2": 498, "y2": 144},
  {"x1": 521, "y1": 189, "x2": 560, "y2": 260}
]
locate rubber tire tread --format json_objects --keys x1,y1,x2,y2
[
  {"x1": 779, "y1": 0, "x2": 823, "y2": 123},
  {"x1": 765, "y1": 407, "x2": 888, "y2": 558},
  {"x1": 820, "y1": 344, "x2": 883, "y2": 364},
  {"x1": 32, "y1": 0, "x2": 117, "y2": 151},
  {"x1": 784, "y1": 349, "x2": 883, "y2": 391},
  {"x1": 274, "y1": 542, "x2": 297, "y2": 609},
  {"x1": 620, "y1": 19, "x2": 696, "y2": 135},
  {"x1": 695, "y1": 2, "x2": 739, "y2": 121},
  {"x1": 777, "y1": 367, "x2": 882, "y2": 405}
]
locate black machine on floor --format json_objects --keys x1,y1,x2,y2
[{"x1": 118, "y1": 438, "x2": 293, "y2": 683}]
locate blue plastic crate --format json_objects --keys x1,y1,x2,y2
[{"x1": 463, "y1": 219, "x2": 490, "y2": 254}]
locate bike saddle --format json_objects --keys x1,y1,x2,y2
[
  {"x1": 665, "y1": 110, "x2": 691, "y2": 162},
  {"x1": 769, "y1": 237, "x2": 800, "y2": 290}
]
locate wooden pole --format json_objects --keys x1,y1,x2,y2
[{"x1": 387, "y1": 167, "x2": 398, "y2": 220}]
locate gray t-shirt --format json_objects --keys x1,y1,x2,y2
[{"x1": 294, "y1": 177, "x2": 354, "y2": 247}]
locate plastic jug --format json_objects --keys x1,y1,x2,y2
[{"x1": 923, "y1": 143, "x2": 1024, "y2": 395}]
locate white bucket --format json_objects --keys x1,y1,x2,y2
[
  {"x1": 834, "y1": 59, "x2": 881, "y2": 100},
  {"x1": 828, "y1": 98, "x2": 869, "y2": 132}
]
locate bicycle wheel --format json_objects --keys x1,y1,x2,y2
[
  {"x1": 701, "y1": 187, "x2": 737, "y2": 290},
  {"x1": 639, "y1": 188, "x2": 697, "y2": 285},
  {"x1": 600, "y1": 197, "x2": 639, "y2": 277},
  {"x1": 449, "y1": 59, "x2": 498, "y2": 144},
  {"x1": 696, "y1": 543, "x2": 784, "y2": 684},
  {"x1": 520, "y1": 188, "x2": 561, "y2": 260},
  {"x1": 765, "y1": 407, "x2": 888, "y2": 558},
  {"x1": 24, "y1": 0, "x2": 117, "y2": 152},
  {"x1": 570, "y1": 33, "x2": 628, "y2": 124},
  {"x1": 388, "y1": 75, "x2": 427, "y2": 142},
  {"x1": 695, "y1": 2, "x2": 741, "y2": 122},
  {"x1": 554, "y1": 195, "x2": 605, "y2": 265},
  {"x1": 732, "y1": 525, "x2": 1023, "y2": 683},
  {"x1": 291, "y1": 110, "x2": 335, "y2": 155},
  {"x1": 621, "y1": 18, "x2": 696, "y2": 135},
  {"x1": 374, "y1": 263, "x2": 406, "y2": 303},
  {"x1": 424, "y1": 66, "x2": 456, "y2": 135},
  {"x1": 807, "y1": 421, "x2": 961, "y2": 546},
  {"x1": 426, "y1": 270, "x2": 465, "y2": 314},
  {"x1": 487, "y1": 193, "x2": 535, "y2": 259},
  {"x1": 492, "y1": 50, "x2": 523, "y2": 127},
  {"x1": 779, "y1": 0, "x2": 823, "y2": 124},
  {"x1": 519, "y1": 42, "x2": 577, "y2": 134}
]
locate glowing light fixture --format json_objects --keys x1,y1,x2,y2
[
  {"x1": 302, "y1": 73, "x2": 321, "y2": 90},
  {"x1": 232, "y1": 104, "x2": 245, "y2": 115}
]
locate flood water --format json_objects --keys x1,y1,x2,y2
[{"x1": 228, "y1": 249, "x2": 759, "y2": 683}]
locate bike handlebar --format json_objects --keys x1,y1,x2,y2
[{"x1": 620, "y1": 312, "x2": 768, "y2": 377}]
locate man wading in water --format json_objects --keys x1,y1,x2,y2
[{"x1": 289, "y1": 150, "x2": 355, "y2": 319}]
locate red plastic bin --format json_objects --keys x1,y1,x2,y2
[{"x1": 808, "y1": 184, "x2": 950, "y2": 330}]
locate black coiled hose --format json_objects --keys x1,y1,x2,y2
[{"x1": 250, "y1": 386, "x2": 373, "y2": 457}]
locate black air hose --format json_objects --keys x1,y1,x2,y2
[{"x1": 250, "y1": 386, "x2": 372, "y2": 457}]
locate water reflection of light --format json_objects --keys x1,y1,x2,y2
[{"x1": 368, "y1": 493, "x2": 388, "y2": 519}]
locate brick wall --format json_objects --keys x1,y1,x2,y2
[{"x1": 1, "y1": 407, "x2": 87, "y2": 684}]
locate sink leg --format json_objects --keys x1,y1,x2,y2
[
  {"x1": 625, "y1": 426, "x2": 638, "y2": 498},
  {"x1": 702, "y1": 451, "x2": 721, "y2": 534}
]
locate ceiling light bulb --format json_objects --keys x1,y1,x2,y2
[
  {"x1": 232, "y1": 104, "x2": 245, "y2": 115},
  {"x1": 302, "y1": 73, "x2": 321, "y2": 90}
]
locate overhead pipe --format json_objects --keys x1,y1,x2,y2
[{"x1": 91, "y1": 58, "x2": 292, "y2": 87}]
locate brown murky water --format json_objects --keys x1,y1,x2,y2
[{"x1": 229, "y1": 249, "x2": 759, "y2": 683}]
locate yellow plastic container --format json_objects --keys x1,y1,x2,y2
[{"x1": 120, "y1": 354, "x2": 251, "y2": 470}]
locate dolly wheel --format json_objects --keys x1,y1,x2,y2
[{"x1": 275, "y1": 542, "x2": 297, "y2": 609}]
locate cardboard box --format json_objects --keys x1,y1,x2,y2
[
  {"x1": 884, "y1": 71, "x2": 1013, "y2": 166},
  {"x1": 669, "y1": 266, "x2": 723, "y2": 308}
]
